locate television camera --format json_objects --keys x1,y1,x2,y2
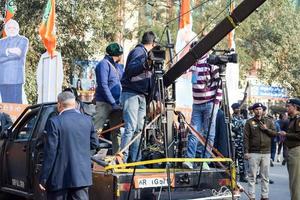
[
  {"x1": 207, "y1": 49, "x2": 238, "y2": 72},
  {"x1": 207, "y1": 49, "x2": 238, "y2": 65},
  {"x1": 148, "y1": 45, "x2": 166, "y2": 72}
]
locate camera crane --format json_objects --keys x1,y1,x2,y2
[
  {"x1": 163, "y1": 0, "x2": 267, "y2": 87},
  {"x1": 92, "y1": 1, "x2": 270, "y2": 200},
  {"x1": 161, "y1": 0, "x2": 268, "y2": 162}
]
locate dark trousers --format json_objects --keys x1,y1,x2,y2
[
  {"x1": 47, "y1": 187, "x2": 89, "y2": 200},
  {"x1": 270, "y1": 137, "x2": 277, "y2": 161},
  {"x1": 0, "y1": 84, "x2": 22, "y2": 103}
]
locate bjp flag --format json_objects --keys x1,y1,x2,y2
[
  {"x1": 39, "y1": 0, "x2": 56, "y2": 58},
  {"x1": 2, "y1": 0, "x2": 16, "y2": 37}
]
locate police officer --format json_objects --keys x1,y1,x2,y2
[
  {"x1": 244, "y1": 103, "x2": 277, "y2": 200},
  {"x1": 231, "y1": 103, "x2": 247, "y2": 182},
  {"x1": 279, "y1": 98, "x2": 300, "y2": 200}
]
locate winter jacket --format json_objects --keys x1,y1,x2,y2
[
  {"x1": 121, "y1": 44, "x2": 153, "y2": 96},
  {"x1": 95, "y1": 55, "x2": 123, "y2": 105}
]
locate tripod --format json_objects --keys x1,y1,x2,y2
[
  {"x1": 152, "y1": 62, "x2": 173, "y2": 200},
  {"x1": 126, "y1": 62, "x2": 173, "y2": 200}
]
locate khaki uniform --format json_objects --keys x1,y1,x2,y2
[
  {"x1": 244, "y1": 116, "x2": 277, "y2": 199},
  {"x1": 285, "y1": 115, "x2": 300, "y2": 200}
]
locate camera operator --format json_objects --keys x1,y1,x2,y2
[
  {"x1": 120, "y1": 31, "x2": 156, "y2": 163},
  {"x1": 183, "y1": 43, "x2": 222, "y2": 170}
]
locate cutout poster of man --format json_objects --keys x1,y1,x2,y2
[{"x1": 0, "y1": 19, "x2": 29, "y2": 104}]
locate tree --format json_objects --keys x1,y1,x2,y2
[{"x1": 236, "y1": 0, "x2": 300, "y2": 95}]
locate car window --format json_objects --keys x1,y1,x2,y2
[{"x1": 15, "y1": 115, "x2": 38, "y2": 141}]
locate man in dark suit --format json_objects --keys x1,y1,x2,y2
[
  {"x1": 0, "y1": 104, "x2": 13, "y2": 137},
  {"x1": 39, "y1": 91, "x2": 99, "y2": 200}
]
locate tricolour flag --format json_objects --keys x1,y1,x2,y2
[
  {"x1": 39, "y1": 0, "x2": 56, "y2": 58},
  {"x1": 3, "y1": 0, "x2": 16, "y2": 37}
]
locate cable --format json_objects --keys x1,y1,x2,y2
[
  {"x1": 157, "y1": 0, "x2": 213, "y2": 44},
  {"x1": 165, "y1": 0, "x2": 238, "y2": 67}
]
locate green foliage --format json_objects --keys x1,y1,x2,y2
[{"x1": 236, "y1": 0, "x2": 300, "y2": 95}]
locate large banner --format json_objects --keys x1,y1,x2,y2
[{"x1": 0, "y1": 103, "x2": 28, "y2": 122}]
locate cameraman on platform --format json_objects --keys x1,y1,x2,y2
[
  {"x1": 183, "y1": 43, "x2": 222, "y2": 170},
  {"x1": 120, "y1": 31, "x2": 156, "y2": 163}
]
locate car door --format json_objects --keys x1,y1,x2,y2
[{"x1": 2, "y1": 108, "x2": 40, "y2": 192}]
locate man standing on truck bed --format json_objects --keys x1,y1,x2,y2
[{"x1": 39, "y1": 91, "x2": 99, "y2": 200}]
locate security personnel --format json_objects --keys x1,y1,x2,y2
[
  {"x1": 279, "y1": 98, "x2": 300, "y2": 200},
  {"x1": 231, "y1": 103, "x2": 247, "y2": 182},
  {"x1": 244, "y1": 103, "x2": 277, "y2": 200}
]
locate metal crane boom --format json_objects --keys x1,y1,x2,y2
[{"x1": 163, "y1": 0, "x2": 267, "y2": 87}]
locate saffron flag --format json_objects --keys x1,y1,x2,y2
[
  {"x1": 3, "y1": 0, "x2": 16, "y2": 37},
  {"x1": 175, "y1": 0, "x2": 197, "y2": 60},
  {"x1": 39, "y1": 0, "x2": 56, "y2": 58}
]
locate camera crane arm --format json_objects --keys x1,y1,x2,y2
[{"x1": 163, "y1": 0, "x2": 268, "y2": 87}]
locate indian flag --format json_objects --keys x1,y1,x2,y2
[{"x1": 39, "y1": 0, "x2": 56, "y2": 58}]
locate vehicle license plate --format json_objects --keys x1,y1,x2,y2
[{"x1": 134, "y1": 174, "x2": 174, "y2": 188}]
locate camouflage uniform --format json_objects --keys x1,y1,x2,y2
[{"x1": 232, "y1": 113, "x2": 246, "y2": 177}]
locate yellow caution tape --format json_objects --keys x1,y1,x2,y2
[{"x1": 104, "y1": 157, "x2": 233, "y2": 171}]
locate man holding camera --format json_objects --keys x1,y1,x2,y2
[
  {"x1": 244, "y1": 103, "x2": 277, "y2": 200},
  {"x1": 120, "y1": 31, "x2": 156, "y2": 163},
  {"x1": 183, "y1": 49, "x2": 222, "y2": 170}
]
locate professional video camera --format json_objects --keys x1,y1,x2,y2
[
  {"x1": 148, "y1": 45, "x2": 166, "y2": 71},
  {"x1": 207, "y1": 49, "x2": 238, "y2": 66}
]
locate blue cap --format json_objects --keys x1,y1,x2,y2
[
  {"x1": 252, "y1": 103, "x2": 263, "y2": 110},
  {"x1": 231, "y1": 103, "x2": 240, "y2": 110},
  {"x1": 287, "y1": 98, "x2": 300, "y2": 107}
]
